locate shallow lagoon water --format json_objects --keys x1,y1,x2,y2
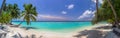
[{"x1": 12, "y1": 22, "x2": 92, "y2": 32}]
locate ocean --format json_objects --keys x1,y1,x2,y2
[{"x1": 12, "y1": 22, "x2": 92, "y2": 32}]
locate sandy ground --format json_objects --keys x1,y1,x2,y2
[{"x1": 7, "y1": 23, "x2": 112, "y2": 38}]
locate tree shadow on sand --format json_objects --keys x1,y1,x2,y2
[
  {"x1": 31, "y1": 34, "x2": 43, "y2": 38},
  {"x1": 94, "y1": 26, "x2": 112, "y2": 29},
  {"x1": 21, "y1": 27, "x2": 38, "y2": 30},
  {"x1": 73, "y1": 30, "x2": 106, "y2": 38}
]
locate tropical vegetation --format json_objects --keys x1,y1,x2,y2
[
  {"x1": 0, "y1": 0, "x2": 6, "y2": 15},
  {"x1": 92, "y1": 0, "x2": 120, "y2": 28},
  {"x1": 0, "y1": 0, "x2": 38, "y2": 26},
  {"x1": 22, "y1": 4, "x2": 37, "y2": 25},
  {"x1": 0, "y1": 11, "x2": 12, "y2": 25}
]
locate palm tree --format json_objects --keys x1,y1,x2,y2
[
  {"x1": 0, "y1": 11, "x2": 12, "y2": 25},
  {"x1": 91, "y1": 0, "x2": 100, "y2": 24},
  {"x1": 8, "y1": 4, "x2": 20, "y2": 19},
  {"x1": 0, "y1": 0, "x2": 6, "y2": 15},
  {"x1": 2, "y1": 4, "x2": 20, "y2": 24},
  {"x1": 106, "y1": 0, "x2": 119, "y2": 27},
  {"x1": 22, "y1": 4, "x2": 37, "y2": 25},
  {"x1": 92, "y1": 0, "x2": 120, "y2": 28},
  {"x1": 96, "y1": 0, "x2": 98, "y2": 14},
  {"x1": 8, "y1": 4, "x2": 21, "y2": 24},
  {"x1": 92, "y1": 0, "x2": 99, "y2": 24}
]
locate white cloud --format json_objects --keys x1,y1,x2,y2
[
  {"x1": 61, "y1": 11, "x2": 67, "y2": 14},
  {"x1": 92, "y1": 0, "x2": 96, "y2": 3},
  {"x1": 92, "y1": 0, "x2": 103, "y2": 4},
  {"x1": 14, "y1": 14, "x2": 68, "y2": 21},
  {"x1": 67, "y1": 4, "x2": 74, "y2": 9},
  {"x1": 37, "y1": 14, "x2": 67, "y2": 21},
  {"x1": 92, "y1": 14, "x2": 95, "y2": 18},
  {"x1": 78, "y1": 10, "x2": 96, "y2": 20}
]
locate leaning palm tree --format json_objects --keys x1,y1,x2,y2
[
  {"x1": 2, "y1": 4, "x2": 20, "y2": 24},
  {"x1": 106, "y1": 0, "x2": 119, "y2": 27},
  {"x1": 92, "y1": 0, "x2": 118, "y2": 25},
  {"x1": 22, "y1": 4, "x2": 37, "y2": 25},
  {"x1": 0, "y1": 0, "x2": 6, "y2": 15},
  {"x1": 8, "y1": 4, "x2": 20, "y2": 24},
  {"x1": 8, "y1": 4, "x2": 20, "y2": 19}
]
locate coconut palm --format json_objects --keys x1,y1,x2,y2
[
  {"x1": 106, "y1": 0, "x2": 119, "y2": 27},
  {"x1": 92, "y1": 0, "x2": 120, "y2": 27},
  {"x1": 91, "y1": 0, "x2": 99, "y2": 23},
  {"x1": 3, "y1": 4, "x2": 20, "y2": 19},
  {"x1": 22, "y1": 4, "x2": 37, "y2": 25},
  {"x1": 0, "y1": 11, "x2": 12, "y2": 25},
  {"x1": 0, "y1": 0, "x2": 6, "y2": 15},
  {"x1": 96, "y1": 0, "x2": 98, "y2": 15},
  {"x1": 2, "y1": 4, "x2": 20, "y2": 24},
  {"x1": 7, "y1": 4, "x2": 20, "y2": 19},
  {"x1": 8, "y1": 4, "x2": 21, "y2": 24},
  {"x1": 92, "y1": 0, "x2": 99, "y2": 24}
]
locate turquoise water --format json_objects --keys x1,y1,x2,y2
[{"x1": 12, "y1": 22, "x2": 92, "y2": 31}]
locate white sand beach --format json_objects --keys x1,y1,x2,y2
[{"x1": 4, "y1": 23, "x2": 112, "y2": 38}]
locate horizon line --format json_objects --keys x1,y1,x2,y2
[{"x1": 12, "y1": 21, "x2": 91, "y2": 22}]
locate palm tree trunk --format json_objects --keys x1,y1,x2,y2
[
  {"x1": 18, "y1": 21, "x2": 23, "y2": 25},
  {"x1": 96, "y1": 0, "x2": 98, "y2": 13},
  {"x1": 0, "y1": 0, "x2": 6, "y2": 15},
  {"x1": 106, "y1": 0, "x2": 119, "y2": 28},
  {"x1": 96, "y1": 0, "x2": 98, "y2": 17}
]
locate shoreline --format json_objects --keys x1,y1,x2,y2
[{"x1": 1, "y1": 23, "x2": 112, "y2": 38}]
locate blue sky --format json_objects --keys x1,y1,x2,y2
[{"x1": 0, "y1": 0, "x2": 103, "y2": 21}]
